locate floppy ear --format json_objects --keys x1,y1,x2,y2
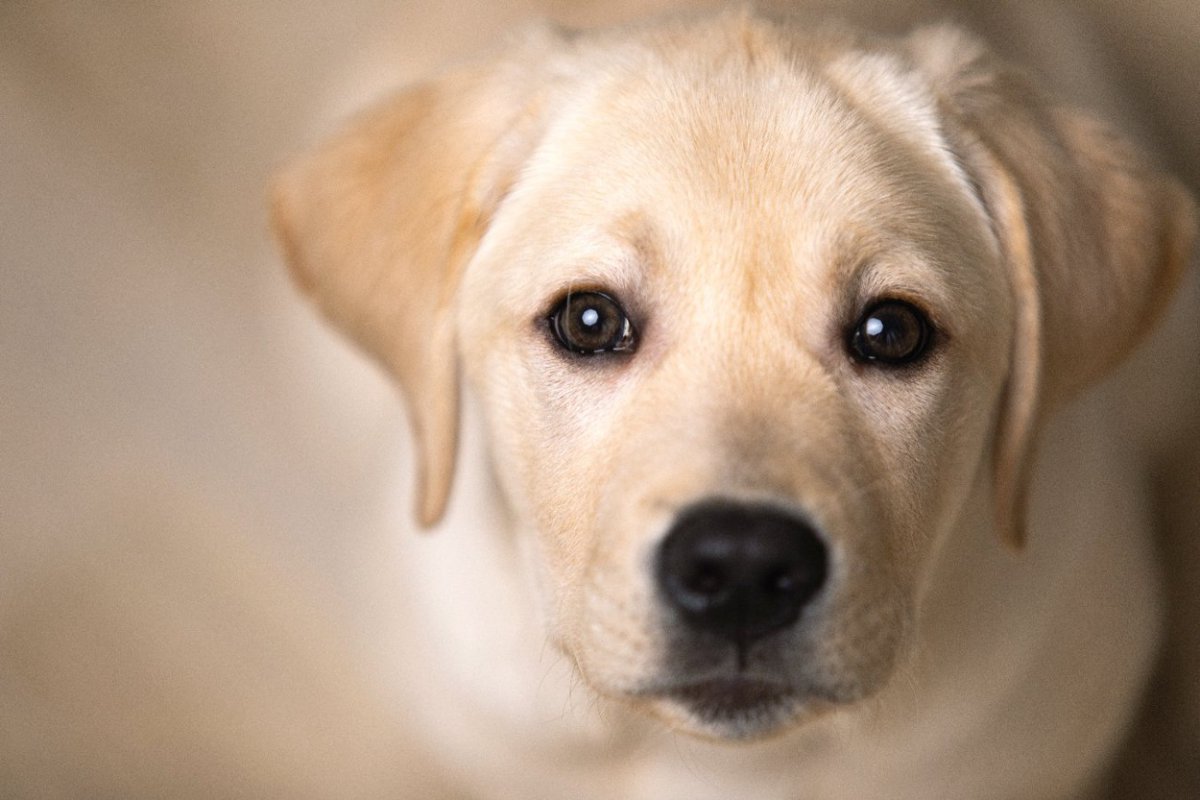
[
  {"x1": 907, "y1": 27, "x2": 1197, "y2": 548},
  {"x1": 271, "y1": 27, "x2": 570, "y2": 528}
]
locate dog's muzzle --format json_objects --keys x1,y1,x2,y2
[{"x1": 645, "y1": 499, "x2": 830, "y2": 734}]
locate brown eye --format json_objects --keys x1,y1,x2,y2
[
  {"x1": 549, "y1": 291, "x2": 637, "y2": 356},
  {"x1": 849, "y1": 300, "x2": 932, "y2": 365}
]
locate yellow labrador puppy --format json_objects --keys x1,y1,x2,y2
[{"x1": 273, "y1": 7, "x2": 1196, "y2": 799}]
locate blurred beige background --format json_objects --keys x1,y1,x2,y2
[{"x1": 1, "y1": 2, "x2": 1197, "y2": 797}]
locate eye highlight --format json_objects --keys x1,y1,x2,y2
[
  {"x1": 548, "y1": 291, "x2": 637, "y2": 356},
  {"x1": 848, "y1": 300, "x2": 933, "y2": 366}
]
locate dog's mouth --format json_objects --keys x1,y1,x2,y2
[
  {"x1": 672, "y1": 677, "x2": 793, "y2": 721},
  {"x1": 637, "y1": 676, "x2": 807, "y2": 739}
]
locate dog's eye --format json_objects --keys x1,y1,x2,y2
[
  {"x1": 849, "y1": 300, "x2": 932, "y2": 366},
  {"x1": 548, "y1": 291, "x2": 637, "y2": 356}
]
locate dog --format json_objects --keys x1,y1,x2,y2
[{"x1": 271, "y1": 6, "x2": 1198, "y2": 798}]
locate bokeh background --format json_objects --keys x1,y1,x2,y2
[{"x1": 2, "y1": 2, "x2": 1197, "y2": 797}]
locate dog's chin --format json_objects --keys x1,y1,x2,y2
[{"x1": 636, "y1": 678, "x2": 823, "y2": 741}]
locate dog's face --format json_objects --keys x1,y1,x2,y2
[
  {"x1": 273, "y1": 13, "x2": 1194, "y2": 741},
  {"x1": 455, "y1": 42, "x2": 1008, "y2": 736}
]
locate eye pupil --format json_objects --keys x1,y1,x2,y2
[
  {"x1": 549, "y1": 291, "x2": 637, "y2": 356},
  {"x1": 850, "y1": 301, "x2": 932, "y2": 365}
]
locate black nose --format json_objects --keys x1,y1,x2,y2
[{"x1": 656, "y1": 500, "x2": 827, "y2": 647}]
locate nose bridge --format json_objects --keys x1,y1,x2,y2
[
  {"x1": 673, "y1": 257, "x2": 824, "y2": 396},
  {"x1": 709, "y1": 251, "x2": 830, "y2": 413},
  {"x1": 702, "y1": 301, "x2": 837, "y2": 458},
  {"x1": 626, "y1": 305, "x2": 843, "y2": 504}
]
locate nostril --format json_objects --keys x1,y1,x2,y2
[
  {"x1": 657, "y1": 500, "x2": 828, "y2": 647},
  {"x1": 766, "y1": 568, "x2": 797, "y2": 596},
  {"x1": 682, "y1": 560, "x2": 727, "y2": 597}
]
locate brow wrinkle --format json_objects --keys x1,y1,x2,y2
[{"x1": 609, "y1": 210, "x2": 661, "y2": 273}]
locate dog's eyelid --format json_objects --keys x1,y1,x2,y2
[
  {"x1": 875, "y1": 294, "x2": 946, "y2": 335},
  {"x1": 847, "y1": 254, "x2": 954, "y2": 314},
  {"x1": 848, "y1": 276, "x2": 952, "y2": 338}
]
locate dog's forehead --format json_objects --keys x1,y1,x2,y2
[
  {"x1": 541, "y1": 52, "x2": 893, "y2": 226},
  {"x1": 498, "y1": 33, "x2": 989, "y2": 292},
  {"x1": 463, "y1": 24, "x2": 1003, "y2": 347}
]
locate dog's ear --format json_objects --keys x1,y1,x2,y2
[
  {"x1": 906, "y1": 27, "x2": 1197, "y2": 548},
  {"x1": 271, "y1": 27, "x2": 570, "y2": 528}
]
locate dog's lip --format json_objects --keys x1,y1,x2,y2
[
  {"x1": 637, "y1": 676, "x2": 796, "y2": 721},
  {"x1": 672, "y1": 677, "x2": 792, "y2": 706}
]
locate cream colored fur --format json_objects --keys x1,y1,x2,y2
[
  {"x1": 272, "y1": 8, "x2": 1196, "y2": 799},
  {"x1": 3, "y1": 2, "x2": 1197, "y2": 799}
]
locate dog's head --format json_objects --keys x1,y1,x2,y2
[{"x1": 272, "y1": 11, "x2": 1195, "y2": 740}]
